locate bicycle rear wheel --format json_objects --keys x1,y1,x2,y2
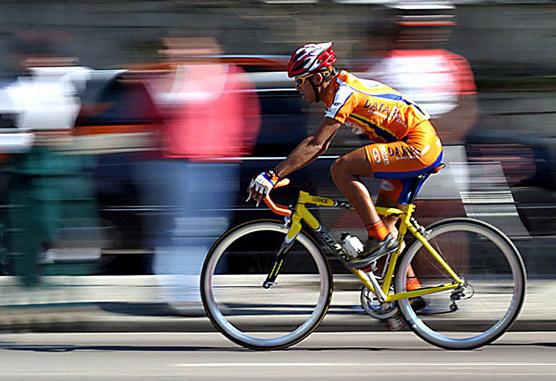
[
  {"x1": 201, "y1": 220, "x2": 332, "y2": 350},
  {"x1": 396, "y1": 218, "x2": 526, "y2": 350}
]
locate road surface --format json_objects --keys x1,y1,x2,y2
[{"x1": 1, "y1": 331, "x2": 555, "y2": 380}]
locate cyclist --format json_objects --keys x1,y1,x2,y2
[{"x1": 247, "y1": 42, "x2": 443, "y2": 269}]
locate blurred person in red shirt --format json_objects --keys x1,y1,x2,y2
[
  {"x1": 137, "y1": 36, "x2": 260, "y2": 314},
  {"x1": 364, "y1": 2, "x2": 478, "y2": 219},
  {"x1": 360, "y1": 3, "x2": 478, "y2": 292}
]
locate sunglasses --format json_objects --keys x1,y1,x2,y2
[{"x1": 294, "y1": 74, "x2": 313, "y2": 88}]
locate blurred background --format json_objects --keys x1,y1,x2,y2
[{"x1": 0, "y1": 0, "x2": 555, "y2": 318}]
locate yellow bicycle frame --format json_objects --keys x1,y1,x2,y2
[{"x1": 286, "y1": 191, "x2": 464, "y2": 302}]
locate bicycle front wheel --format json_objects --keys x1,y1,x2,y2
[
  {"x1": 201, "y1": 220, "x2": 333, "y2": 350},
  {"x1": 396, "y1": 218, "x2": 526, "y2": 350}
]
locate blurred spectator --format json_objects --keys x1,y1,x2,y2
[
  {"x1": 135, "y1": 36, "x2": 260, "y2": 313},
  {"x1": 0, "y1": 31, "x2": 99, "y2": 286},
  {"x1": 364, "y1": 2, "x2": 478, "y2": 217},
  {"x1": 73, "y1": 66, "x2": 163, "y2": 270}
]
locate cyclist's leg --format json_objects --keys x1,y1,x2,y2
[
  {"x1": 329, "y1": 143, "x2": 435, "y2": 229},
  {"x1": 330, "y1": 146, "x2": 381, "y2": 227},
  {"x1": 375, "y1": 191, "x2": 400, "y2": 235},
  {"x1": 331, "y1": 138, "x2": 443, "y2": 268},
  {"x1": 330, "y1": 147, "x2": 398, "y2": 267},
  {"x1": 376, "y1": 189, "x2": 420, "y2": 289},
  {"x1": 370, "y1": 141, "x2": 443, "y2": 285}
]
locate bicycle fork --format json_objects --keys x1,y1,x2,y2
[
  {"x1": 262, "y1": 236, "x2": 296, "y2": 289},
  {"x1": 262, "y1": 212, "x2": 343, "y2": 289},
  {"x1": 262, "y1": 213, "x2": 385, "y2": 303}
]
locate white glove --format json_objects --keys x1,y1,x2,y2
[{"x1": 246, "y1": 170, "x2": 279, "y2": 206}]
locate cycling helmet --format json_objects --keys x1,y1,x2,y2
[{"x1": 287, "y1": 42, "x2": 337, "y2": 78}]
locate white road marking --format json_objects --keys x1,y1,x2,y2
[{"x1": 172, "y1": 362, "x2": 556, "y2": 368}]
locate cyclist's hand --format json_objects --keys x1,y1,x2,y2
[{"x1": 246, "y1": 170, "x2": 279, "y2": 206}]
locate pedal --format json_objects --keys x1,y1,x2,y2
[{"x1": 409, "y1": 296, "x2": 427, "y2": 312}]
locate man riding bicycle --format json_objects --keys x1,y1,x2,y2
[{"x1": 247, "y1": 42, "x2": 443, "y2": 269}]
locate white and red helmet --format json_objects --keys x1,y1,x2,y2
[{"x1": 287, "y1": 42, "x2": 337, "y2": 78}]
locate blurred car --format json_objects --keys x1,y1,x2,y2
[
  {"x1": 466, "y1": 123, "x2": 556, "y2": 236},
  {"x1": 2, "y1": 57, "x2": 548, "y2": 276},
  {"x1": 70, "y1": 57, "x2": 311, "y2": 274}
]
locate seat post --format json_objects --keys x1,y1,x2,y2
[
  {"x1": 406, "y1": 175, "x2": 428, "y2": 205},
  {"x1": 405, "y1": 163, "x2": 446, "y2": 204}
]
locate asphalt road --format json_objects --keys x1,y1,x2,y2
[{"x1": 0, "y1": 332, "x2": 555, "y2": 380}]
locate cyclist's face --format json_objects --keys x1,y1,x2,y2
[{"x1": 295, "y1": 74, "x2": 318, "y2": 103}]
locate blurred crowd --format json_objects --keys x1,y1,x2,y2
[
  {"x1": 0, "y1": 30, "x2": 262, "y2": 309},
  {"x1": 0, "y1": 0, "x2": 555, "y2": 306}
]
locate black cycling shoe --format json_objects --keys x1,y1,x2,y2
[
  {"x1": 409, "y1": 296, "x2": 427, "y2": 313},
  {"x1": 347, "y1": 234, "x2": 399, "y2": 269}
]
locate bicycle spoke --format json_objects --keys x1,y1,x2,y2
[
  {"x1": 201, "y1": 221, "x2": 332, "y2": 350},
  {"x1": 396, "y1": 219, "x2": 525, "y2": 349}
]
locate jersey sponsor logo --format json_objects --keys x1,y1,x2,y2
[
  {"x1": 386, "y1": 109, "x2": 402, "y2": 124},
  {"x1": 379, "y1": 145, "x2": 390, "y2": 165},
  {"x1": 372, "y1": 148, "x2": 381, "y2": 163},
  {"x1": 386, "y1": 145, "x2": 421, "y2": 160},
  {"x1": 388, "y1": 146, "x2": 399, "y2": 158},
  {"x1": 363, "y1": 99, "x2": 392, "y2": 116},
  {"x1": 325, "y1": 85, "x2": 353, "y2": 119},
  {"x1": 389, "y1": 145, "x2": 410, "y2": 158}
]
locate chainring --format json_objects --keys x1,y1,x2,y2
[{"x1": 360, "y1": 286, "x2": 399, "y2": 319}]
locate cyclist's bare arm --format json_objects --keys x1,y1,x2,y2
[{"x1": 273, "y1": 118, "x2": 341, "y2": 179}]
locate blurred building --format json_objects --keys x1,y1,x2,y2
[{"x1": 0, "y1": 0, "x2": 554, "y2": 276}]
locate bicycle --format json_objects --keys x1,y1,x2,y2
[{"x1": 201, "y1": 164, "x2": 526, "y2": 350}]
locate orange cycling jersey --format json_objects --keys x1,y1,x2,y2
[{"x1": 323, "y1": 70, "x2": 443, "y2": 204}]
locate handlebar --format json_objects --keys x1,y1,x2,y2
[{"x1": 264, "y1": 178, "x2": 292, "y2": 217}]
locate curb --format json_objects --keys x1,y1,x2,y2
[{"x1": 1, "y1": 303, "x2": 555, "y2": 334}]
